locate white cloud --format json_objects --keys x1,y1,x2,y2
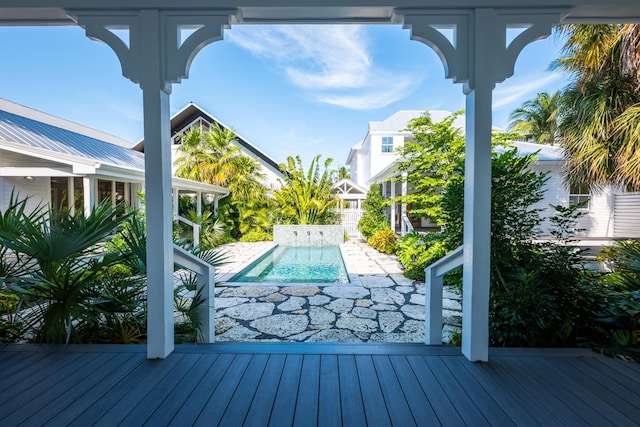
[
  {"x1": 493, "y1": 73, "x2": 564, "y2": 109},
  {"x1": 227, "y1": 25, "x2": 422, "y2": 109}
]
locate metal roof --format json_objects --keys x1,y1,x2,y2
[
  {"x1": 0, "y1": 108, "x2": 145, "y2": 170},
  {"x1": 500, "y1": 141, "x2": 564, "y2": 162},
  {"x1": 368, "y1": 110, "x2": 465, "y2": 132}
]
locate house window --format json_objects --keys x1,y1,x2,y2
[
  {"x1": 381, "y1": 136, "x2": 394, "y2": 153},
  {"x1": 569, "y1": 183, "x2": 590, "y2": 209},
  {"x1": 50, "y1": 177, "x2": 69, "y2": 212},
  {"x1": 73, "y1": 177, "x2": 84, "y2": 213}
]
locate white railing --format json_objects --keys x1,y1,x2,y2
[
  {"x1": 173, "y1": 244, "x2": 214, "y2": 343},
  {"x1": 424, "y1": 245, "x2": 463, "y2": 345},
  {"x1": 176, "y1": 215, "x2": 201, "y2": 247},
  {"x1": 401, "y1": 214, "x2": 414, "y2": 234}
]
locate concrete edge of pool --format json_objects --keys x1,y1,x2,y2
[{"x1": 217, "y1": 242, "x2": 363, "y2": 287}]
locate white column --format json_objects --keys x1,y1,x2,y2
[
  {"x1": 460, "y1": 9, "x2": 495, "y2": 362},
  {"x1": 390, "y1": 179, "x2": 396, "y2": 232},
  {"x1": 213, "y1": 195, "x2": 219, "y2": 216},
  {"x1": 67, "y1": 177, "x2": 75, "y2": 215},
  {"x1": 139, "y1": 9, "x2": 175, "y2": 359},
  {"x1": 173, "y1": 188, "x2": 179, "y2": 217},
  {"x1": 124, "y1": 182, "x2": 131, "y2": 206},
  {"x1": 401, "y1": 172, "x2": 408, "y2": 235},
  {"x1": 83, "y1": 176, "x2": 94, "y2": 217},
  {"x1": 196, "y1": 191, "x2": 202, "y2": 216},
  {"x1": 111, "y1": 180, "x2": 117, "y2": 207}
]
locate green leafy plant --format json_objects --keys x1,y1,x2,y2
[
  {"x1": 367, "y1": 228, "x2": 397, "y2": 254},
  {"x1": 396, "y1": 232, "x2": 450, "y2": 281},
  {"x1": 273, "y1": 155, "x2": 339, "y2": 225},
  {"x1": 239, "y1": 230, "x2": 273, "y2": 242},
  {"x1": 358, "y1": 184, "x2": 388, "y2": 239}
]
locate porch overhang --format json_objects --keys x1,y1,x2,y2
[{"x1": 2, "y1": 2, "x2": 640, "y2": 25}]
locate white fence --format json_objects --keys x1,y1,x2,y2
[{"x1": 341, "y1": 208, "x2": 363, "y2": 238}]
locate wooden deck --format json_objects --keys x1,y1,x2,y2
[{"x1": 1, "y1": 343, "x2": 639, "y2": 426}]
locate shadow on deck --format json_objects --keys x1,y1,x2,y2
[{"x1": 1, "y1": 343, "x2": 639, "y2": 426}]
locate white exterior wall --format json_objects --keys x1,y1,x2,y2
[
  {"x1": 529, "y1": 161, "x2": 617, "y2": 238},
  {"x1": 529, "y1": 162, "x2": 566, "y2": 236},
  {"x1": 369, "y1": 132, "x2": 401, "y2": 182},
  {"x1": 578, "y1": 186, "x2": 616, "y2": 238},
  {"x1": 1, "y1": 176, "x2": 49, "y2": 214}
]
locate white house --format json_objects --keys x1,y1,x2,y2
[
  {"x1": 348, "y1": 110, "x2": 640, "y2": 238},
  {"x1": 133, "y1": 103, "x2": 284, "y2": 188},
  {"x1": 346, "y1": 110, "x2": 465, "y2": 188},
  {"x1": 0, "y1": 98, "x2": 229, "y2": 220}
]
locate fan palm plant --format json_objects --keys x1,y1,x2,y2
[
  {"x1": 0, "y1": 198, "x2": 131, "y2": 343},
  {"x1": 508, "y1": 91, "x2": 561, "y2": 145},
  {"x1": 554, "y1": 24, "x2": 640, "y2": 190}
]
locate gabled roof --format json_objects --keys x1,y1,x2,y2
[
  {"x1": 368, "y1": 110, "x2": 465, "y2": 132},
  {"x1": 0, "y1": 98, "x2": 144, "y2": 170},
  {"x1": 333, "y1": 178, "x2": 367, "y2": 198},
  {"x1": 134, "y1": 103, "x2": 283, "y2": 177}
]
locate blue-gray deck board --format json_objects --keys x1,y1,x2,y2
[{"x1": 1, "y1": 343, "x2": 639, "y2": 426}]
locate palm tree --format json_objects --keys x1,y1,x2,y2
[
  {"x1": 174, "y1": 125, "x2": 273, "y2": 237},
  {"x1": 508, "y1": 91, "x2": 561, "y2": 145},
  {"x1": 174, "y1": 125, "x2": 242, "y2": 186},
  {"x1": 554, "y1": 24, "x2": 640, "y2": 190},
  {"x1": 274, "y1": 155, "x2": 339, "y2": 225}
]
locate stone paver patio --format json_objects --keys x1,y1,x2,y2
[{"x1": 213, "y1": 239, "x2": 461, "y2": 343}]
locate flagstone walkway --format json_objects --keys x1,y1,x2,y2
[{"x1": 213, "y1": 239, "x2": 461, "y2": 343}]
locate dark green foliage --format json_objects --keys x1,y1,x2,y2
[
  {"x1": 367, "y1": 228, "x2": 397, "y2": 254},
  {"x1": 358, "y1": 184, "x2": 388, "y2": 239},
  {"x1": 396, "y1": 123, "x2": 608, "y2": 347},
  {"x1": 599, "y1": 239, "x2": 640, "y2": 292},
  {"x1": 589, "y1": 290, "x2": 640, "y2": 360},
  {"x1": 591, "y1": 239, "x2": 640, "y2": 359},
  {"x1": 396, "y1": 232, "x2": 449, "y2": 281}
]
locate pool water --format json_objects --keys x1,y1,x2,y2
[{"x1": 230, "y1": 245, "x2": 349, "y2": 283}]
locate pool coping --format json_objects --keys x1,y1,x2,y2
[{"x1": 217, "y1": 242, "x2": 363, "y2": 287}]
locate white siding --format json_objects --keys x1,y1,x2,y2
[
  {"x1": 1, "y1": 176, "x2": 49, "y2": 214},
  {"x1": 579, "y1": 187, "x2": 615, "y2": 237},
  {"x1": 529, "y1": 162, "x2": 565, "y2": 236},
  {"x1": 368, "y1": 133, "x2": 400, "y2": 181}
]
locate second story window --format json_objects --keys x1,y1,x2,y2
[
  {"x1": 381, "y1": 136, "x2": 394, "y2": 153},
  {"x1": 569, "y1": 183, "x2": 591, "y2": 210}
]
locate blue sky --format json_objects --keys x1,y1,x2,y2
[{"x1": 0, "y1": 24, "x2": 569, "y2": 168}]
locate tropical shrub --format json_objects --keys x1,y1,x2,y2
[
  {"x1": 239, "y1": 230, "x2": 273, "y2": 242},
  {"x1": 367, "y1": 228, "x2": 397, "y2": 254},
  {"x1": 0, "y1": 194, "x2": 227, "y2": 345},
  {"x1": 395, "y1": 111, "x2": 466, "y2": 222},
  {"x1": 358, "y1": 184, "x2": 387, "y2": 239},
  {"x1": 273, "y1": 155, "x2": 339, "y2": 225},
  {"x1": 396, "y1": 232, "x2": 449, "y2": 281},
  {"x1": 591, "y1": 239, "x2": 640, "y2": 359}
]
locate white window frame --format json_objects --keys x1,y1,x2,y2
[{"x1": 381, "y1": 136, "x2": 394, "y2": 153}]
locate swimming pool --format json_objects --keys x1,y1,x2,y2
[{"x1": 229, "y1": 245, "x2": 350, "y2": 283}]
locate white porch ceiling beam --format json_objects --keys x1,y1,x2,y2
[
  {"x1": 0, "y1": 167, "x2": 73, "y2": 177},
  {"x1": 2, "y1": 1, "x2": 640, "y2": 24}
]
